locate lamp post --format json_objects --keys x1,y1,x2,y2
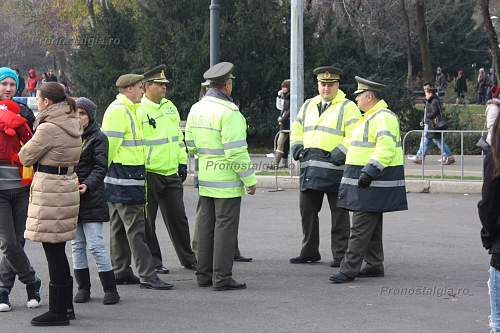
[
  {"x1": 290, "y1": 0, "x2": 304, "y2": 175},
  {"x1": 209, "y1": 0, "x2": 220, "y2": 66},
  {"x1": 491, "y1": 16, "x2": 499, "y2": 73}
]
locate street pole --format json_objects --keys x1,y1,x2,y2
[
  {"x1": 210, "y1": 0, "x2": 220, "y2": 66},
  {"x1": 290, "y1": 0, "x2": 304, "y2": 175}
]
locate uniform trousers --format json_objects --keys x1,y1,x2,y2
[
  {"x1": 195, "y1": 196, "x2": 241, "y2": 287},
  {"x1": 299, "y1": 189, "x2": 350, "y2": 260},
  {"x1": 339, "y1": 211, "x2": 384, "y2": 277},
  {"x1": 109, "y1": 203, "x2": 156, "y2": 281},
  {"x1": 145, "y1": 173, "x2": 196, "y2": 268}
]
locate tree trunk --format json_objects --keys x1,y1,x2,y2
[
  {"x1": 86, "y1": 0, "x2": 96, "y2": 27},
  {"x1": 415, "y1": 0, "x2": 432, "y2": 83},
  {"x1": 480, "y1": 0, "x2": 500, "y2": 80},
  {"x1": 400, "y1": 0, "x2": 413, "y2": 90}
]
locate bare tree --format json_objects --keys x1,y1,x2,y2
[
  {"x1": 415, "y1": 0, "x2": 432, "y2": 82},
  {"x1": 86, "y1": 0, "x2": 96, "y2": 27},
  {"x1": 400, "y1": 0, "x2": 413, "y2": 89},
  {"x1": 480, "y1": 0, "x2": 500, "y2": 80}
]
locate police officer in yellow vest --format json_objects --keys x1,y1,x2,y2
[
  {"x1": 185, "y1": 62, "x2": 256, "y2": 290},
  {"x1": 138, "y1": 65, "x2": 197, "y2": 274},
  {"x1": 101, "y1": 73, "x2": 173, "y2": 290},
  {"x1": 330, "y1": 76, "x2": 408, "y2": 284},
  {"x1": 290, "y1": 66, "x2": 361, "y2": 267}
]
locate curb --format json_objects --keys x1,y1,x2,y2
[{"x1": 185, "y1": 175, "x2": 482, "y2": 194}]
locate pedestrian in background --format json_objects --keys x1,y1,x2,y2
[
  {"x1": 71, "y1": 97, "x2": 120, "y2": 305},
  {"x1": 477, "y1": 68, "x2": 490, "y2": 105},
  {"x1": 455, "y1": 70, "x2": 468, "y2": 105},
  {"x1": 478, "y1": 115, "x2": 500, "y2": 333},
  {"x1": 273, "y1": 79, "x2": 290, "y2": 169},
  {"x1": 408, "y1": 83, "x2": 455, "y2": 165},
  {"x1": 487, "y1": 68, "x2": 498, "y2": 101},
  {"x1": 19, "y1": 82, "x2": 82, "y2": 326},
  {"x1": 434, "y1": 66, "x2": 447, "y2": 97},
  {"x1": 14, "y1": 68, "x2": 25, "y2": 97},
  {"x1": 27, "y1": 69, "x2": 40, "y2": 97}
]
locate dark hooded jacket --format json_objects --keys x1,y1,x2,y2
[{"x1": 76, "y1": 119, "x2": 110, "y2": 223}]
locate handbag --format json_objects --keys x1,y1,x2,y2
[
  {"x1": 476, "y1": 121, "x2": 490, "y2": 151},
  {"x1": 432, "y1": 100, "x2": 448, "y2": 130}
]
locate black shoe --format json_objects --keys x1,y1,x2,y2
[
  {"x1": 0, "y1": 290, "x2": 12, "y2": 312},
  {"x1": 358, "y1": 266, "x2": 385, "y2": 278},
  {"x1": 73, "y1": 268, "x2": 91, "y2": 303},
  {"x1": 329, "y1": 272, "x2": 355, "y2": 284},
  {"x1": 64, "y1": 278, "x2": 75, "y2": 320},
  {"x1": 115, "y1": 274, "x2": 140, "y2": 285},
  {"x1": 197, "y1": 281, "x2": 213, "y2": 287},
  {"x1": 184, "y1": 263, "x2": 197, "y2": 270},
  {"x1": 155, "y1": 266, "x2": 170, "y2": 274},
  {"x1": 289, "y1": 255, "x2": 321, "y2": 264},
  {"x1": 26, "y1": 278, "x2": 42, "y2": 308},
  {"x1": 330, "y1": 258, "x2": 342, "y2": 268},
  {"x1": 140, "y1": 277, "x2": 174, "y2": 290},
  {"x1": 98, "y1": 271, "x2": 120, "y2": 305},
  {"x1": 234, "y1": 255, "x2": 252, "y2": 262},
  {"x1": 213, "y1": 279, "x2": 247, "y2": 291}
]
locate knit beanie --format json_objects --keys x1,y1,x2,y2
[
  {"x1": 75, "y1": 97, "x2": 97, "y2": 123},
  {"x1": 0, "y1": 67, "x2": 19, "y2": 90}
]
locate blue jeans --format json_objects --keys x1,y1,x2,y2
[
  {"x1": 71, "y1": 223, "x2": 113, "y2": 272},
  {"x1": 416, "y1": 124, "x2": 452, "y2": 157},
  {"x1": 490, "y1": 267, "x2": 500, "y2": 333}
]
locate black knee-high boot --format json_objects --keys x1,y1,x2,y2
[
  {"x1": 31, "y1": 282, "x2": 69, "y2": 326},
  {"x1": 73, "y1": 268, "x2": 91, "y2": 303},
  {"x1": 98, "y1": 271, "x2": 120, "y2": 305}
]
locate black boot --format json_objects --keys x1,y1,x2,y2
[
  {"x1": 73, "y1": 268, "x2": 91, "y2": 303},
  {"x1": 98, "y1": 271, "x2": 120, "y2": 305},
  {"x1": 65, "y1": 278, "x2": 75, "y2": 320},
  {"x1": 31, "y1": 283, "x2": 69, "y2": 326}
]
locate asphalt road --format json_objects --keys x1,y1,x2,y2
[{"x1": 4, "y1": 188, "x2": 489, "y2": 332}]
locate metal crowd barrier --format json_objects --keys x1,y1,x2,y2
[{"x1": 402, "y1": 129, "x2": 486, "y2": 181}]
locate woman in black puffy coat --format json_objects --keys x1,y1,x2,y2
[{"x1": 71, "y1": 97, "x2": 119, "y2": 305}]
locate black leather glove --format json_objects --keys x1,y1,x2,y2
[
  {"x1": 329, "y1": 147, "x2": 346, "y2": 166},
  {"x1": 292, "y1": 144, "x2": 305, "y2": 161},
  {"x1": 178, "y1": 164, "x2": 187, "y2": 183},
  {"x1": 361, "y1": 163, "x2": 382, "y2": 179},
  {"x1": 358, "y1": 172, "x2": 372, "y2": 188}
]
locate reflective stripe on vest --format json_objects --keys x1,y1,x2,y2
[
  {"x1": 350, "y1": 109, "x2": 401, "y2": 148},
  {"x1": 198, "y1": 180, "x2": 244, "y2": 188},
  {"x1": 223, "y1": 140, "x2": 247, "y2": 149},
  {"x1": 197, "y1": 148, "x2": 225, "y2": 155},
  {"x1": 300, "y1": 160, "x2": 345, "y2": 170},
  {"x1": 103, "y1": 131, "x2": 125, "y2": 138},
  {"x1": 238, "y1": 168, "x2": 255, "y2": 178},
  {"x1": 143, "y1": 136, "x2": 180, "y2": 146},
  {"x1": 341, "y1": 177, "x2": 405, "y2": 188},
  {"x1": 104, "y1": 176, "x2": 145, "y2": 186}
]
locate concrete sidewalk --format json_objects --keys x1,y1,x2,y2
[{"x1": 3, "y1": 189, "x2": 490, "y2": 333}]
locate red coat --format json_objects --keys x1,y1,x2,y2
[{"x1": 0, "y1": 101, "x2": 33, "y2": 162}]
